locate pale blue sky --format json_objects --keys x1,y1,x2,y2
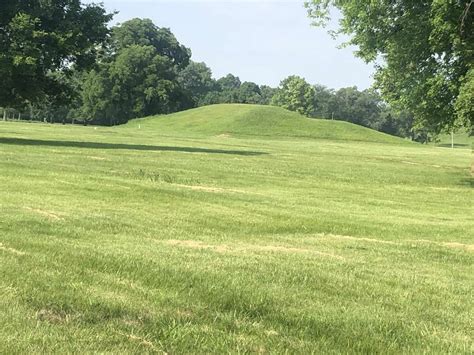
[{"x1": 85, "y1": 0, "x2": 374, "y2": 89}]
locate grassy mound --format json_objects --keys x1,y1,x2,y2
[
  {"x1": 1, "y1": 112, "x2": 471, "y2": 353},
  {"x1": 130, "y1": 104, "x2": 409, "y2": 144}
]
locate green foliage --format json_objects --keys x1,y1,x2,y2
[
  {"x1": 178, "y1": 61, "x2": 217, "y2": 106},
  {"x1": 217, "y1": 74, "x2": 241, "y2": 92},
  {"x1": 108, "y1": 45, "x2": 182, "y2": 122},
  {"x1": 111, "y1": 18, "x2": 191, "y2": 69},
  {"x1": 331, "y1": 87, "x2": 382, "y2": 127},
  {"x1": 455, "y1": 68, "x2": 474, "y2": 129},
  {"x1": 271, "y1": 76, "x2": 316, "y2": 117},
  {"x1": 198, "y1": 74, "x2": 269, "y2": 106},
  {"x1": 80, "y1": 69, "x2": 110, "y2": 123},
  {"x1": 237, "y1": 82, "x2": 262, "y2": 104},
  {"x1": 312, "y1": 84, "x2": 335, "y2": 117},
  {"x1": 80, "y1": 19, "x2": 192, "y2": 125},
  {"x1": 259, "y1": 85, "x2": 277, "y2": 105},
  {"x1": 0, "y1": 0, "x2": 113, "y2": 107},
  {"x1": 305, "y1": 0, "x2": 474, "y2": 133},
  {"x1": 271, "y1": 80, "x2": 427, "y2": 142}
]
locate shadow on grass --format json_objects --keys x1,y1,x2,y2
[
  {"x1": 0, "y1": 137, "x2": 267, "y2": 156},
  {"x1": 436, "y1": 143, "x2": 470, "y2": 148},
  {"x1": 458, "y1": 178, "x2": 473, "y2": 188}
]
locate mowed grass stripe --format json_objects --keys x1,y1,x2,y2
[{"x1": 0, "y1": 105, "x2": 472, "y2": 353}]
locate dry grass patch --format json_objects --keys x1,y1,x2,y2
[
  {"x1": 36, "y1": 308, "x2": 77, "y2": 324},
  {"x1": 115, "y1": 331, "x2": 161, "y2": 352},
  {"x1": 173, "y1": 184, "x2": 258, "y2": 195},
  {"x1": 409, "y1": 239, "x2": 474, "y2": 252},
  {"x1": 24, "y1": 207, "x2": 64, "y2": 221},
  {"x1": 318, "y1": 233, "x2": 399, "y2": 245},
  {"x1": 0, "y1": 242, "x2": 26, "y2": 256},
  {"x1": 163, "y1": 239, "x2": 344, "y2": 260},
  {"x1": 442, "y1": 242, "x2": 474, "y2": 252},
  {"x1": 86, "y1": 156, "x2": 108, "y2": 161}
]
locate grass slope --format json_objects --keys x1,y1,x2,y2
[
  {"x1": 435, "y1": 128, "x2": 473, "y2": 149},
  {"x1": 0, "y1": 106, "x2": 472, "y2": 353},
  {"x1": 132, "y1": 104, "x2": 409, "y2": 144}
]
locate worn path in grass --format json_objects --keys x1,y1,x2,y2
[{"x1": 1, "y1": 105, "x2": 472, "y2": 353}]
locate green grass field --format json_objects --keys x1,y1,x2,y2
[
  {"x1": 435, "y1": 128, "x2": 472, "y2": 149},
  {"x1": 1, "y1": 104, "x2": 472, "y2": 353}
]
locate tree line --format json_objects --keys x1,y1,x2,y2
[
  {"x1": 305, "y1": 0, "x2": 473, "y2": 135},
  {"x1": 1, "y1": 1, "x2": 471, "y2": 141},
  {"x1": 0, "y1": 15, "x2": 426, "y2": 140}
]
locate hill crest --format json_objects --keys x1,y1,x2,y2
[{"x1": 129, "y1": 104, "x2": 410, "y2": 144}]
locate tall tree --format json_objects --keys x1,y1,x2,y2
[
  {"x1": 313, "y1": 84, "x2": 335, "y2": 118},
  {"x1": 80, "y1": 19, "x2": 192, "y2": 124},
  {"x1": 238, "y1": 82, "x2": 262, "y2": 104},
  {"x1": 178, "y1": 61, "x2": 216, "y2": 106},
  {"x1": 217, "y1": 74, "x2": 241, "y2": 92},
  {"x1": 108, "y1": 45, "x2": 183, "y2": 122},
  {"x1": 271, "y1": 76, "x2": 316, "y2": 117},
  {"x1": 331, "y1": 87, "x2": 383, "y2": 127},
  {"x1": 259, "y1": 85, "x2": 277, "y2": 105},
  {"x1": 111, "y1": 18, "x2": 191, "y2": 69},
  {"x1": 305, "y1": 0, "x2": 474, "y2": 133},
  {"x1": 0, "y1": 0, "x2": 113, "y2": 108}
]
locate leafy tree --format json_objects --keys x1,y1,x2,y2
[
  {"x1": 0, "y1": 0, "x2": 113, "y2": 108},
  {"x1": 80, "y1": 69, "x2": 110, "y2": 124},
  {"x1": 305, "y1": 0, "x2": 474, "y2": 132},
  {"x1": 313, "y1": 84, "x2": 335, "y2": 118},
  {"x1": 332, "y1": 87, "x2": 383, "y2": 127},
  {"x1": 259, "y1": 85, "x2": 277, "y2": 105},
  {"x1": 81, "y1": 45, "x2": 185, "y2": 125},
  {"x1": 217, "y1": 74, "x2": 241, "y2": 92},
  {"x1": 377, "y1": 109, "x2": 415, "y2": 139},
  {"x1": 109, "y1": 45, "x2": 182, "y2": 122},
  {"x1": 200, "y1": 91, "x2": 224, "y2": 106},
  {"x1": 238, "y1": 82, "x2": 262, "y2": 104},
  {"x1": 111, "y1": 18, "x2": 191, "y2": 69},
  {"x1": 455, "y1": 68, "x2": 474, "y2": 132},
  {"x1": 271, "y1": 76, "x2": 316, "y2": 116},
  {"x1": 178, "y1": 61, "x2": 216, "y2": 106},
  {"x1": 80, "y1": 19, "x2": 192, "y2": 124},
  {"x1": 199, "y1": 74, "x2": 243, "y2": 105},
  {"x1": 26, "y1": 70, "x2": 84, "y2": 124}
]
